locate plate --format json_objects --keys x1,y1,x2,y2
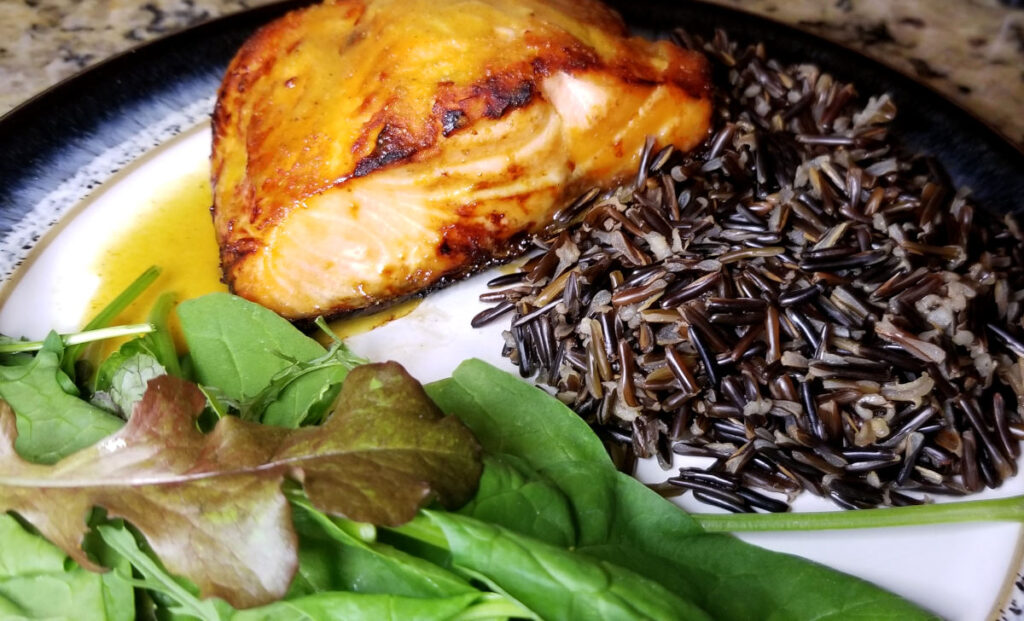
[{"x1": 0, "y1": 1, "x2": 1022, "y2": 619}]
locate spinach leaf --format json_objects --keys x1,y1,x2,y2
[
  {"x1": 457, "y1": 454, "x2": 576, "y2": 548},
  {"x1": 427, "y1": 371, "x2": 622, "y2": 544},
  {"x1": 0, "y1": 335, "x2": 122, "y2": 463},
  {"x1": 426, "y1": 366, "x2": 609, "y2": 470},
  {"x1": 429, "y1": 359, "x2": 937, "y2": 621},
  {"x1": 0, "y1": 515, "x2": 133, "y2": 621},
  {"x1": 177, "y1": 293, "x2": 328, "y2": 401},
  {"x1": 230, "y1": 592, "x2": 488, "y2": 621},
  {"x1": 178, "y1": 293, "x2": 362, "y2": 426},
  {"x1": 292, "y1": 497, "x2": 477, "y2": 598},
  {"x1": 580, "y1": 474, "x2": 937, "y2": 620},
  {"x1": 425, "y1": 511, "x2": 712, "y2": 621}
]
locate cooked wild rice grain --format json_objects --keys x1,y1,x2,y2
[{"x1": 472, "y1": 28, "x2": 1024, "y2": 512}]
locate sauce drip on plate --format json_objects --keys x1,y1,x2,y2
[{"x1": 324, "y1": 298, "x2": 421, "y2": 343}]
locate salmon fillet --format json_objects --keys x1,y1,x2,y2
[{"x1": 212, "y1": 0, "x2": 711, "y2": 319}]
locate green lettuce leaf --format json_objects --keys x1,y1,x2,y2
[{"x1": 0, "y1": 363, "x2": 480, "y2": 609}]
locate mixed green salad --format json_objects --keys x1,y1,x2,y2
[{"x1": 1, "y1": 267, "x2": 1021, "y2": 620}]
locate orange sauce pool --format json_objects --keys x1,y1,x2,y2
[{"x1": 83, "y1": 168, "x2": 227, "y2": 361}]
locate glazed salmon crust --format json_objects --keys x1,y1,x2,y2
[{"x1": 212, "y1": 0, "x2": 712, "y2": 320}]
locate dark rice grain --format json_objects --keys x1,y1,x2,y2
[{"x1": 473, "y1": 27, "x2": 1024, "y2": 512}]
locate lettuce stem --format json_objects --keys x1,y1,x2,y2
[
  {"x1": 0, "y1": 323, "x2": 155, "y2": 354},
  {"x1": 62, "y1": 265, "x2": 161, "y2": 376},
  {"x1": 694, "y1": 494, "x2": 1024, "y2": 532}
]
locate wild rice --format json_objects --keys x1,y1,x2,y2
[{"x1": 472, "y1": 28, "x2": 1024, "y2": 512}]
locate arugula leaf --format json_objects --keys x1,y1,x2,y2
[
  {"x1": 248, "y1": 342, "x2": 363, "y2": 426},
  {"x1": 0, "y1": 363, "x2": 480, "y2": 608},
  {"x1": 429, "y1": 359, "x2": 936, "y2": 621},
  {"x1": 94, "y1": 338, "x2": 161, "y2": 395},
  {"x1": 100, "y1": 519, "x2": 502, "y2": 621},
  {"x1": 93, "y1": 294, "x2": 180, "y2": 403},
  {"x1": 0, "y1": 515, "x2": 134, "y2": 621},
  {"x1": 260, "y1": 368, "x2": 343, "y2": 427},
  {"x1": 104, "y1": 353, "x2": 166, "y2": 416},
  {"x1": 0, "y1": 335, "x2": 122, "y2": 463},
  {"x1": 197, "y1": 384, "x2": 236, "y2": 420},
  {"x1": 97, "y1": 523, "x2": 230, "y2": 621}
]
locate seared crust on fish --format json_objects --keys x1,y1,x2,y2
[{"x1": 212, "y1": 0, "x2": 711, "y2": 319}]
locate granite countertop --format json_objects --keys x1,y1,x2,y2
[{"x1": 1, "y1": 0, "x2": 1022, "y2": 147}]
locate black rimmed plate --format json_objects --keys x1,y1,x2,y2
[{"x1": 0, "y1": 2, "x2": 1021, "y2": 619}]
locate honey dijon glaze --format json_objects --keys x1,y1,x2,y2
[
  {"x1": 212, "y1": 0, "x2": 711, "y2": 320},
  {"x1": 84, "y1": 168, "x2": 226, "y2": 359}
]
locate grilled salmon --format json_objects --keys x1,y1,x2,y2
[{"x1": 212, "y1": 0, "x2": 711, "y2": 319}]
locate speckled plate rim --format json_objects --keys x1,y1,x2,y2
[{"x1": 0, "y1": 1, "x2": 1021, "y2": 618}]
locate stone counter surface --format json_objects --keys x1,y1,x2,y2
[{"x1": 1, "y1": 0, "x2": 1022, "y2": 147}]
